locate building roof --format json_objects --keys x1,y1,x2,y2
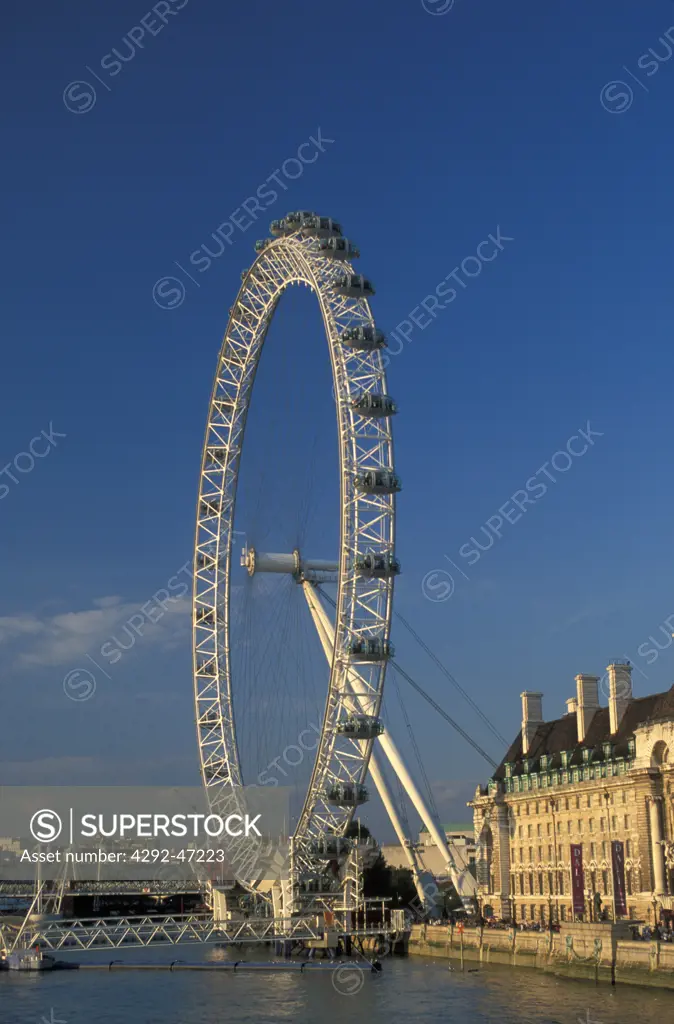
[{"x1": 493, "y1": 684, "x2": 674, "y2": 781}]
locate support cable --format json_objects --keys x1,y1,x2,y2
[
  {"x1": 390, "y1": 661, "x2": 498, "y2": 771},
  {"x1": 393, "y1": 609, "x2": 508, "y2": 747}
]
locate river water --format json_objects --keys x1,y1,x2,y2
[{"x1": 1, "y1": 945, "x2": 670, "y2": 1024}]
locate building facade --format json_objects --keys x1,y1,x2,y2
[
  {"x1": 382, "y1": 824, "x2": 477, "y2": 882},
  {"x1": 469, "y1": 662, "x2": 674, "y2": 924}
]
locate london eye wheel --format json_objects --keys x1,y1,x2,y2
[{"x1": 191, "y1": 211, "x2": 400, "y2": 894}]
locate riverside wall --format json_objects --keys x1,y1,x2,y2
[{"x1": 409, "y1": 922, "x2": 674, "y2": 990}]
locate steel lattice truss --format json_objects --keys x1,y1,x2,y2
[
  {"x1": 4, "y1": 912, "x2": 400, "y2": 953},
  {"x1": 192, "y1": 229, "x2": 396, "y2": 885}
]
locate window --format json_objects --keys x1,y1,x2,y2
[
  {"x1": 626, "y1": 869, "x2": 633, "y2": 896},
  {"x1": 537, "y1": 824, "x2": 542, "y2": 838},
  {"x1": 576, "y1": 796, "x2": 581, "y2": 810},
  {"x1": 600, "y1": 818, "x2": 605, "y2": 832},
  {"x1": 528, "y1": 825, "x2": 533, "y2": 838},
  {"x1": 587, "y1": 795, "x2": 592, "y2": 808},
  {"x1": 602, "y1": 870, "x2": 609, "y2": 895},
  {"x1": 518, "y1": 826, "x2": 523, "y2": 839},
  {"x1": 602, "y1": 842, "x2": 608, "y2": 859},
  {"x1": 561, "y1": 905, "x2": 567, "y2": 921},
  {"x1": 578, "y1": 820, "x2": 583, "y2": 833},
  {"x1": 538, "y1": 872, "x2": 544, "y2": 895},
  {"x1": 567, "y1": 821, "x2": 572, "y2": 834},
  {"x1": 565, "y1": 797, "x2": 570, "y2": 810},
  {"x1": 548, "y1": 845, "x2": 552, "y2": 859},
  {"x1": 558, "y1": 844, "x2": 563, "y2": 860},
  {"x1": 538, "y1": 846, "x2": 543, "y2": 861},
  {"x1": 612, "y1": 815, "x2": 617, "y2": 830},
  {"x1": 547, "y1": 823, "x2": 552, "y2": 836},
  {"x1": 626, "y1": 839, "x2": 632, "y2": 857},
  {"x1": 529, "y1": 846, "x2": 533, "y2": 862},
  {"x1": 589, "y1": 819, "x2": 594, "y2": 833},
  {"x1": 535, "y1": 802, "x2": 539, "y2": 814},
  {"x1": 590, "y1": 842, "x2": 596, "y2": 858}
]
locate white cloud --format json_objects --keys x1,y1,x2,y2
[{"x1": 0, "y1": 593, "x2": 191, "y2": 669}]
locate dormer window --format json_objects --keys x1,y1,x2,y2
[
  {"x1": 540, "y1": 754, "x2": 549, "y2": 770},
  {"x1": 602, "y1": 742, "x2": 613, "y2": 760},
  {"x1": 522, "y1": 758, "x2": 531, "y2": 774},
  {"x1": 560, "y1": 750, "x2": 570, "y2": 769},
  {"x1": 628, "y1": 737, "x2": 636, "y2": 758},
  {"x1": 505, "y1": 762, "x2": 514, "y2": 778},
  {"x1": 582, "y1": 748, "x2": 592, "y2": 764}
]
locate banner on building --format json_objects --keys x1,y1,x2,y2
[
  {"x1": 611, "y1": 839, "x2": 627, "y2": 917},
  {"x1": 570, "y1": 843, "x2": 585, "y2": 916}
]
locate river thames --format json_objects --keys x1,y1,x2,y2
[{"x1": 1, "y1": 946, "x2": 671, "y2": 1024}]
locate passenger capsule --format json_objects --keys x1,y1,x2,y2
[
  {"x1": 301, "y1": 215, "x2": 343, "y2": 239},
  {"x1": 308, "y1": 837, "x2": 352, "y2": 858},
  {"x1": 351, "y1": 393, "x2": 397, "y2": 417},
  {"x1": 341, "y1": 326, "x2": 386, "y2": 351},
  {"x1": 200, "y1": 499, "x2": 220, "y2": 517},
  {"x1": 206, "y1": 447, "x2": 227, "y2": 468},
  {"x1": 318, "y1": 237, "x2": 359, "y2": 260},
  {"x1": 332, "y1": 274, "x2": 375, "y2": 298},
  {"x1": 284, "y1": 210, "x2": 318, "y2": 227},
  {"x1": 269, "y1": 219, "x2": 296, "y2": 237},
  {"x1": 336, "y1": 715, "x2": 385, "y2": 739},
  {"x1": 356, "y1": 469, "x2": 401, "y2": 494},
  {"x1": 254, "y1": 239, "x2": 271, "y2": 252},
  {"x1": 355, "y1": 553, "x2": 401, "y2": 578},
  {"x1": 348, "y1": 638, "x2": 394, "y2": 661},
  {"x1": 325, "y1": 783, "x2": 369, "y2": 807}
]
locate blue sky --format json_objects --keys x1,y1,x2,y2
[{"x1": 2, "y1": 0, "x2": 674, "y2": 837}]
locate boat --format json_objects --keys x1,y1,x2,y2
[{"x1": 6, "y1": 947, "x2": 56, "y2": 971}]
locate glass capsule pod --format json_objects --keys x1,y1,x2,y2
[
  {"x1": 199, "y1": 500, "x2": 220, "y2": 517},
  {"x1": 284, "y1": 210, "x2": 317, "y2": 227},
  {"x1": 308, "y1": 837, "x2": 352, "y2": 858},
  {"x1": 318, "y1": 236, "x2": 359, "y2": 259},
  {"x1": 331, "y1": 274, "x2": 375, "y2": 298},
  {"x1": 254, "y1": 239, "x2": 270, "y2": 252},
  {"x1": 355, "y1": 553, "x2": 401, "y2": 578},
  {"x1": 336, "y1": 715, "x2": 385, "y2": 740},
  {"x1": 325, "y1": 783, "x2": 369, "y2": 807},
  {"x1": 356, "y1": 469, "x2": 401, "y2": 494},
  {"x1": 341, "y1": 325, "x2": 386, "y2": 351},
  {"x1": 351, "y1": 393, "x2": 397, "y2": 417},
  {"x1": 301, "y1": 215, "x2": 342, "y2": 239},
  {"x1": 348, "y1": 637, "x2": 394, "y2": 661},
  {"x1": 206, "y1": 447, "x2": 227, "y2": 468}
]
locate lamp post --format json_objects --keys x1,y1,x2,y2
[{"x1": 604, "y1": 789, "x2": 617, "y2": 922}]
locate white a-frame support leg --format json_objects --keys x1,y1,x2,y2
[
  {"x1": 302, "y1": 582, "x2": 476, "y2": 907},
  {"x1": 301, "y1": 582, "x2": 431, "y2": 907}
]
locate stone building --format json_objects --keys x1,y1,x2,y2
[
  {"x1": 469, "y1": 662, "x2": 674, "y2": 924},
  {"x1": 381, "y1": 823, "x2": 476, "y2": 882}
]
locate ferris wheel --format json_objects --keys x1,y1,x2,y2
[{"x1": 192, "y1": 210, "x2": 475, "y2": 908}]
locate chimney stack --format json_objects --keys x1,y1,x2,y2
[
  {"x1": 607, "y1": 661, "x2": 632, "y2": 734},
  {"x1": 565, "y1": 697, "x2": 578, "y2": 715},
  {"x1": 575, "y1": 674, "x2": 600, "y2": 743},
  {"x1": 521, "y1": 691, "x2": 544, "y2": 755}
]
